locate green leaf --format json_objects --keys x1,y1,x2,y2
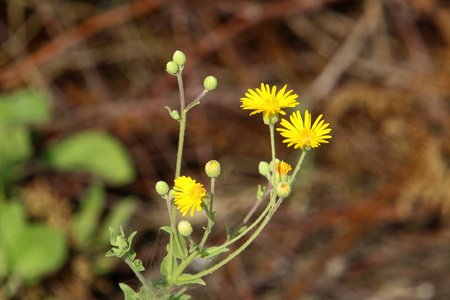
[
  {"x1": 0, "y1": 124, "x2": 32, "y2": 167},
  {"x1": 97, "y1": 197, "x2": 138, "y2": 246},
  {"x1": 44, "y1": 130, "x2": 136, "y2": 185},
  {"x1": 160, "y1": 226, "x2": 187, "y2": 259},
  {"x1": 160, "y1": 251, "x2": 177, "y2": 280},
  {"x1": 119, "y1": 283, "x2": 139, "y2": 300},
  {"x1": 72, "y1": 184, "x2": 105, "y2": 249},
  {"x1": 11, "y1": 224, "x2": 67, "y2": 283},
  {"x1": 200, "y1": 246, "x2": 229, "y2": 259},
  {"x1": 0, "y1": 89, "x2": 51, "y2": 125},
  {"x1": 174, "y1": 274, "x2": 206, "y2": 286},
  {"x1": 0, "y1": 202, "x2": 67, "y2": 284}
]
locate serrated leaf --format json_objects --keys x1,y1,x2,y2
[
  {"x1": 44, "y1": 130, "x2": 135, "y2": 185},
  {"x1": 174, "y1": 273, "x2": 206, "y2": 286},
  {"x1": 200, "y1": 246, "x2": 229, "y2": 259}
]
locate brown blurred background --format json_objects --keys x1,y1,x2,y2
[{"x1": 1, "y1": 0, "x2": 450, "y2": 299}]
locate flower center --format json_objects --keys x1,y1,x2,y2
[
  {"x1": 264, "y1": 96, "x2": 279, "y2": 110},
  {"x1": 298, "y1": 129, "x2": 314, "y2": 146},
  {"x1": 189, "y1": 184, "x2": 206, "y2": 201},
  {"x1": 276, "y1": 161, "x2": 292, "y2": 175}
]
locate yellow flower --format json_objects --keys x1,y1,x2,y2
[
  {"x1": 275, "y1": 161, "x2": 292, "y2": 175},
  {"x1": 277, "y1": 110, "x2": 332, "y2": 150},
  {"x1": 240, "y1": 83, "x2": 299, "y2": 122},
  {"x1": 173, "y1": 176, "x2": 206, "y2": 217}
]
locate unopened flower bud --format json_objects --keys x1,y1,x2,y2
[
  {"x1": 172, "y1": 50, "x2": 186, "y2": 67},
  {"x1": 205, "y1": 160, "x2": 221, "y2": 178},
  {"x1": 263, "y1": 113, "x2": 279, "y2": 125},
  {"x1": 155, "y1": 181, "x2": 170, "y2": 196},
  {"x1": 178, "y1": 220, "x2": 193, "y2": 237},
  {"x1": 166, "y1": 61, "x2": 179, "y2": 76},
  {"x1": 203, "y1": 76, "x2": 218, "y2": 91},
  {"x1": 276, "y1": 182, "x2": 291, "y2": 198},
  {"x1": 170, "y1": 110, "x2": 180, "y2": 121},
  {"x1": 258, "y1": 161, "x2": 271, "y2": 178}
]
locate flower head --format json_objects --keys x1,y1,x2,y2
[
  {"x1": 275, "y1": 160, "x2": 292, "y2": 175},
  {"x1": 205, "y1": 160, "x2": 221, "y2": 178},
  {"x1": 277, "y1": 110, "x2": 332, "y2": 150},
  {"x1": 173, "y1": 176, "x2": 206, "y2": 217},
  {"x1": 240, "y1": 83, "x2": 299, "y2": 123}
]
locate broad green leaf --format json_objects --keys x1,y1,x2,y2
[
  {"x1": 72, "y1": 184, "x2": 105, "y2": 250},
  {"x1": 0, "y1": 202, "x2": 68, "y2": 284},
  {"x1": 10, "y1": 224, "x2": 67, "y2": 284},
  {"x1": 119, "y1": 283, "x2": 139, "y2": 300},
  {"x1": 45, "y1": 130, "x2": 136, "y2": 185},
  {"x1": 0, "y1": 124, "x2": 31, "y2": 166},
  {"x1": 174, "y1": 274, "x2": 206, "y2": 286},
  {"x1": 200, "y1": 246, "x2": 229, "y2": 259},
  {"x1": 0, "y1": 89, "x2": 50, "y2": 125}
]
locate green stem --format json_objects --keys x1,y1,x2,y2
[
  {"x1": 269, "y1": 124, "x2": 276, "y2": 163},
  {"x1": 190, "y1": 193, "x2": 281, "y2": 280},
  {"x1": 185, "y1": 89, "x2": 208, "y2": 112},
  {"x1": 289, "y1": 150, "x2": 307, "y2": 185},
  {"x1": 177, "y1": 73, "x2": 185, "y2": 111},
  {"x1": 125, "y1": 257, "x2": 149, "y2": 289}
]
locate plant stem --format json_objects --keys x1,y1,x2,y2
[
  {"x1": 190, "y1": 193, "x2": 281, "y2": 280},
  {"x1": 289, "y1": 150, "x2": 307, "y2": 185},
  {"x1": 125, "y1": 257, "x2": 149, "y2": 289},
  {"x1": 269, "y1": 124, "x2": 276, "y2": 163},
  {"x1": 177, "y1": 73, "x2": 185, "y2": 111}
]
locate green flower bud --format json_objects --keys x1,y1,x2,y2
[
  {"x1": 166, "y1": 61, "x2": 179, "y2": 76},
  {"x1": 170, "y1": 110, "x2": 180, "y2": 121},
  {"x1": 155, "y1": 181, "x2": 170, "y2": 196},
  {"x1": 263, "y1": 113, "x2": 279, "y2": 125},
  {"x1": 178, "y1": 220, "x2": 193, "y2": 237},
  {"x1": 172, "y1": 50, "x2": 186, "y2": 67},
  {"x1": 276, "y1": 182, "x2": 291, "y2": 198},
  {"x1": 203, "y1": 76, "x2": 218, "y2": 91},
  {"x1": 205, "y1": 160, "x2": 221, "y2": 178},
  {"x1": 258, "y1": 161, "x2": 271, "y2": 178}
]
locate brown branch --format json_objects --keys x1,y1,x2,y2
[{"x1": 0, "y1": 0, "x2": 166, "y2": 90}]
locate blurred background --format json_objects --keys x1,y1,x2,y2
[{"x1": 0, "y1": 0, "x2": 449, "y2": 299}]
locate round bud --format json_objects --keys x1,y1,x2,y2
[
  {"x1": 155, "y1": 181, "x2": 170, "y2": 196},
  {"x1": 258, "y1": 161, "x2": 271, "y2": 178},
  {"x1": 178, "y1": 220, "x2": 193, "y2": 237},
  {"x1": 166, "y1": 61, "x2": 179, "y2": 76},
  {"x1": 203, "y1": 76, "x2": 218, "y2": 91},
  {"x1": 172, "y1": 50, "x2": 186, "y2": 67},
  {"x1": 170, "y1": 110, "x2": 181, "y2": 121},
  {"x1": 205, "y1": 160, "x2": 221, "y2": 178},
  {"x1": 276, "y1": 182, "x2": 291, "y2": 198},
  {"x1": 263, "y1": 113, "x2": 279, "y2": 125}
]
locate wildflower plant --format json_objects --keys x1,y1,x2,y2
[{"x1": 107, "y1": 50, "x2": 332, "y2": 299}]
